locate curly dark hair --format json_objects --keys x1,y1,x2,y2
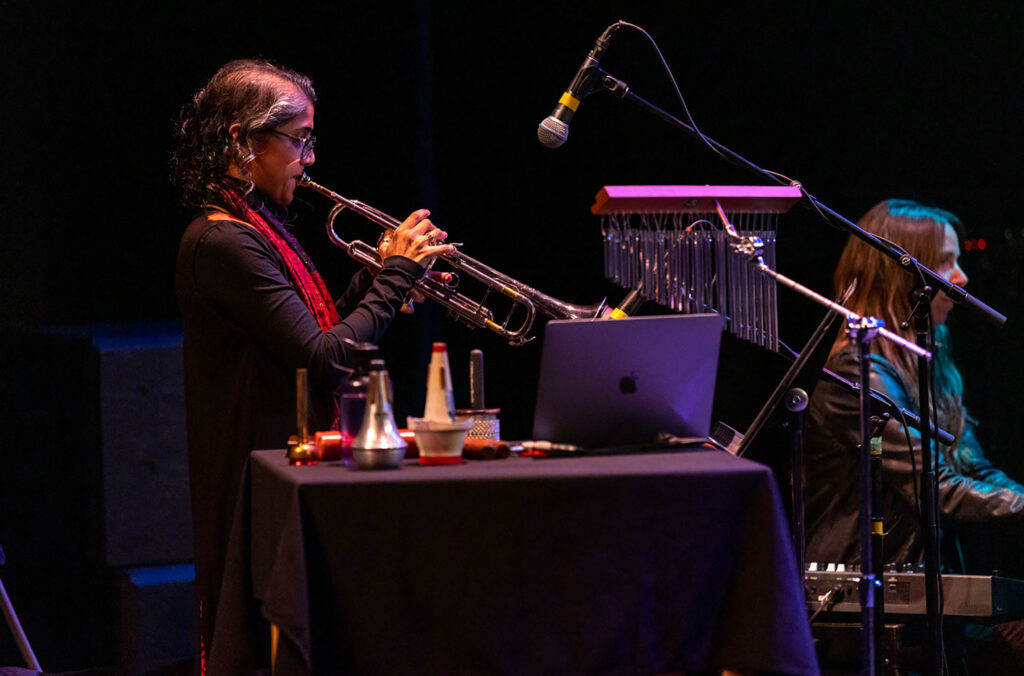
[{"x1": 172, "y1": 59, "x2": 317, "y2": 208}]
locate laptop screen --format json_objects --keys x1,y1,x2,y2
[{"x1": 531, "y1": 314, "x2": 723, "y2": 449}]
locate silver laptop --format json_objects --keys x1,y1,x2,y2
[{"x1": 531, "y1": 314, "x2": 723, "y2": 449}]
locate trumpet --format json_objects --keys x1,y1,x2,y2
[{"x1": 298, "y1": 174, "x2": 606, "y2": 345}]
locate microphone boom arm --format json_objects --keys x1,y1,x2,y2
[{"x1": 588, "y1": 70, "x2": 1005, "y2": 326}]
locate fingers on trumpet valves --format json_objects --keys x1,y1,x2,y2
[
  {"x1": 377, "y1": 218, "x2": 455, "y2": 261},
  {"x1": 425, "y1": 237, "x2": 457, "y2": 258},
  {"x1": 423, "y1": 227, "x2": 449, "y2": 246}
]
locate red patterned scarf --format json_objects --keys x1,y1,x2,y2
[{"x1": 217, "y1": 186, "x2": 340, "y2": 331}]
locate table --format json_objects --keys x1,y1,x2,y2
[{"x1": 210, "y1": 449, "x2": 819, "y2": 675}]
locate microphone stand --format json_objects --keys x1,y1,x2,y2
[
  {"x1": 588, "y1": 69, "x2": 1006, "y2": 328},
  {"x1": 911, "y1": 283, "x2": 943, "y2": 673},
  {"x1": 738, "y1": 302, "x2": 956, "y2": 587},
  {"x1": 852, "y1": 316, "x2": 884, "y2": 676},
  {"x1": 734, "y1": 285, "x2": 842, "y2": 579},
  {"x1": 718, "y1": 215, "x2": 926, "y2": 676},
  {"x1": 578, "y1": 65, "x2": 1005, "y2": 675}
]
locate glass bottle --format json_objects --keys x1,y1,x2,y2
[{"x1": 337, "y1": 342, "x2": 379, "y2": 465}]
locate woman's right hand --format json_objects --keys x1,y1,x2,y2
[{"x1": 378, "y1": 209, "x2": 455, "y2": 266}]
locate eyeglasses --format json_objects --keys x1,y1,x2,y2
[{"x1": 262, "y1": 128, "x2": 317, "y2": 161}]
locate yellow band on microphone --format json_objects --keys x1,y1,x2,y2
[
  {"x1": 608, "y1": 308, "x2": 629, "y2": 319},
  {"x1": 559, "y1": 91, "x2": 580, "y2": 112}
]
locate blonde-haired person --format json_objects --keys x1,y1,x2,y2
[
  {"x1": 805, "y1": 198, "x2": 1024, "y2": 568},
  {"x1": 804, "y1": 199, "x2": 1024, "y2": 670}
]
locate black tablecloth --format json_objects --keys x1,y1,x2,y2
[{"x1": 211, "y1": 449, "x2": 819, "y2": 675}]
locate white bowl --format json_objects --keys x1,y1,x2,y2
[{"x1": 407, "y1": 416, "x2": 474, "y2": 465}]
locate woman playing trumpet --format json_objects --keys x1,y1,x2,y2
[{"x1": 172, "y1": 58, "x2": 453, "y2": 668}]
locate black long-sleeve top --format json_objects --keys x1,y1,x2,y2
[
  {"x1": 804, "y1": 346, "x2": 1024, "y2": 570},
  {"x1": 176, "y1": 205, "x2": 423, "y2": 654}
]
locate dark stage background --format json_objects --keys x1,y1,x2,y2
[{"x1": 1, "y1": 1, "x2": 1022, "y2": 671}]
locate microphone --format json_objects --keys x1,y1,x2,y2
[{"x1": 537, "y1": 22, "x2": 623, "y2": 148}]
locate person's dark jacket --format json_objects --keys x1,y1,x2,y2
[
  {"x1": 176, "y1": 199, "x2": 422, "y2": 655},
  {"x1": 804, "y1": 345, "x2": 1024, "y2": 570}
]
